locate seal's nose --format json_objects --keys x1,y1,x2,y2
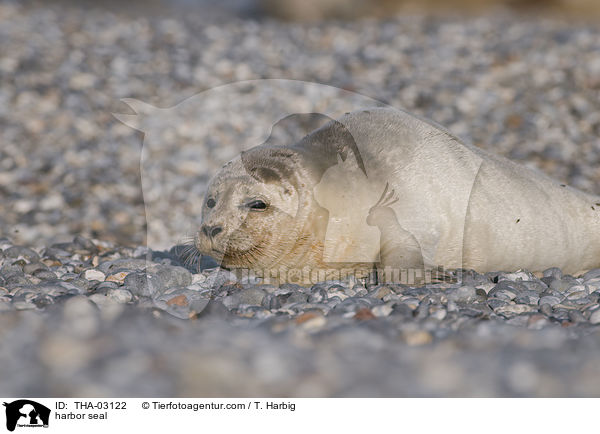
[{"x1": 202, "y1": 225, "x2": 222, "y2": 239}]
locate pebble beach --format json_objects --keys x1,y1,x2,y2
[{"x1": 2, "y1": 0, "x2": 600, "y2": 396}]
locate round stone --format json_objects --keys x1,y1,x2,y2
[
  {"x1": 84, "y1": 269, "x2": 106, "y2": 282},
  {"x1": 589, "y1": 309, "x2": 600, "y2": 325}
]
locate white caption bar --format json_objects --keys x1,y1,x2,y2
[{"x1": 1, "y1": 398, "x2": 597, "y2": 433}]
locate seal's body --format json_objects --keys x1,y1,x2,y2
[{"x1": 195, "y1": 108, "x2": 600, "y2": 278}]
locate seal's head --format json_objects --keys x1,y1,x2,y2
[{"x1": 195, "y1": 147, "x2": 327, "y2": 271}]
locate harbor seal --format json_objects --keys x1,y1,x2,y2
[{"x1": 195, "y1": 107, "x2": 600, "y2": 282}]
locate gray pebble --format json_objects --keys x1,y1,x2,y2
[
  {"x1": 353, "y1": 287, "x2": 368, "y2": 297},
  {"x1": 488, "y1": 299, "x2": 509, "y2": 310},
  {"x1": 539, "y1": 295, "x2": 561, "y2": 306},
  {"x1": 521, "y1": 280, "x2": 548, "y2": 293},
  {"x1": 33, "y1": 294, "x2": 55, "y2": 308},
  {"x1": 331, "y1": 297, "x2": 374, "y2": 315},
  {"x1": 1, "y1": 264, "x2": 24, "y2": 280},
  {"x1": 98, "y1": 258, "x2": 148, "y2": 274},
  {"x1": 539, "y1": 303, "x2": 554, "y2": 317},
  {"x1": 391, "y1": 303, "x2": 414, "y2": 318},
  {"x1": 145, "y1": 264, "x2": 193, "y2": 291},
  {"x1": 494, "y1": 304, "x2": 536, "y2": 317},
  {"x1": 154, "y1": 288, "x2": 210, "y2": 319},
  {"x1": 83, "y1": 269, "x2": 106, "y2": 282},
  {"x1": 563, "y1": 296, "x2": 592, "y2": 306},
  {"x1": 587, "y1": 280, "x2": 600, "y2": 293},
  {"x1": 540, "y1": 288, "x2": 564, "y2": 298},
  {"x1": 67, "y1": 278, "x2": 92, "y2": 292},
  {"x1": 415, "y1": 299, "x2": 430, "y2": 319},
  {"x1": 368, "y1": 285, "x2": 394, "y2": 300},
  {"x1": 540, "y1": 276, "x2": 557, "y2": 287},
  {"x1": 73, "y1": 236, "x2": 99, "y2": 253},
  {"x1": 61, "y1": 273, "x2": 80, "y2": 281},
  {"x1": 11, "y1": 293, "x2": 37, "y2": 310},
  {"x1": 261, "y1": 293, "x2": 281, "y2": 310},
  {"x1": 198, "y1": 269, "x2": 238, "y2": 290},
  {"x1": 583, "y1": 269, "x2": 600, "y2": 282},
  {"x1": 23, "y1": 262, "x2": 48, "y2": 275},
  {"x1": 566, "y1": 290, "x2": 589, "y2": 300},
  {"x1": 371, "y1": 302, "x2": 394, "y2": 317},
  {"x1": 32, "y1": 270, "x2": 57, "y2": 280},
  {"x1": 475, "y1": 288, "x2": 488, "y2": 300},
  {"x1": 568, "y1": 310, "x2": 587, "y2": 323},
  {"x1": 107, "y1": 288, "x2": 133, "y2": 304},
  {"x1": 308, "y1": 287, "x2": 328, "y2": 303},
  {"x1": 223, "y1": 288, "x2": 266, "y2": 309},
  {"x1": 286, "y1": 292, "x2": 309, "y2": 305},
  {"x1": 459, "y1": 304, "x2": 491, "y2": 317},
  {"x1": 564, "y1": 284, "x2": 589, "y2": 295},
  {"x1": 589, "y1": 309, "x2": 600, "y2": 325},
  {"x1": 95, "y1": 281, "x2": 119, "y2": 292},
  {"x1": 550, "y1": 277, "x2": 580, "y2": 293},
  {"x1": 32, "y1": 281, "x2": 81, "y2": 297},
  {"x1": 429, "y1": 305, "x2": 447, "y2": 321},
  {"x1": 543, "y1": 267, "x2": 563, "y2": 280},
  {"x1": 514, "y1": 290, "x2": 540, "y2": 305},
  {"x1": 123, "y1": 272, "x2": 151, "y2": 297},
  {"x1": 5, "y1": 275, "x2": 32, "y2": 289},
  {"x1": 449, "y1": 285, "x2": 477, "y2": 303},
  {"x1": 43, "y1": 247, "x2": 72, "y2": 258},
  {"x1": 3, "y1": 246, "x2": 40, "y2": 261},
  {"x1": 488, "y1": 281, "x2": 525, "y2": 301},
  {"x1": 552, "y1": 309, "x2": 570, "y2": 322}
]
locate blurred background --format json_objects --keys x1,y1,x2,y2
[
  {"x1": 45, "y1": 0, "x2": 600, "y2": 20},
  {"x1": 3, "y1": 0, "x2": 600, "y2": 399},
  {"x1": 1, "y1": 0, "x2": 599, "y2": 248}
]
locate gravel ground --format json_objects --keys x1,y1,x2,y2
[
  {"x1": 2, "y1": 1, "x2": 600, "y2": 396},
  {"x1": 2, "y1": 237, "x2": 600, "y2": 397}
]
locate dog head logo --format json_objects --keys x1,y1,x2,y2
[{"x1": 3, "y1": 400, "x2": 50, "y2": 432}]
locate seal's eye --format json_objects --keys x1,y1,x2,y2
[
  {"x1": 246, "y1": 199, "x2": 268, "y2": 211},
  {"x1": 206, "y1": 198, "x2": 216, "y2": 208}
]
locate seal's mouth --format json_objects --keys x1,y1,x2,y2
[
  {"x1": 194, "y1": 232, "x2": 226, "y2": 259},
  {"x1": 195, "y1": 228, "x2": 265, "y2": 268}
]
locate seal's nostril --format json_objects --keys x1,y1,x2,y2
[{"x1": 202, "y1": 225, "x2": 222, "y2": 238}]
